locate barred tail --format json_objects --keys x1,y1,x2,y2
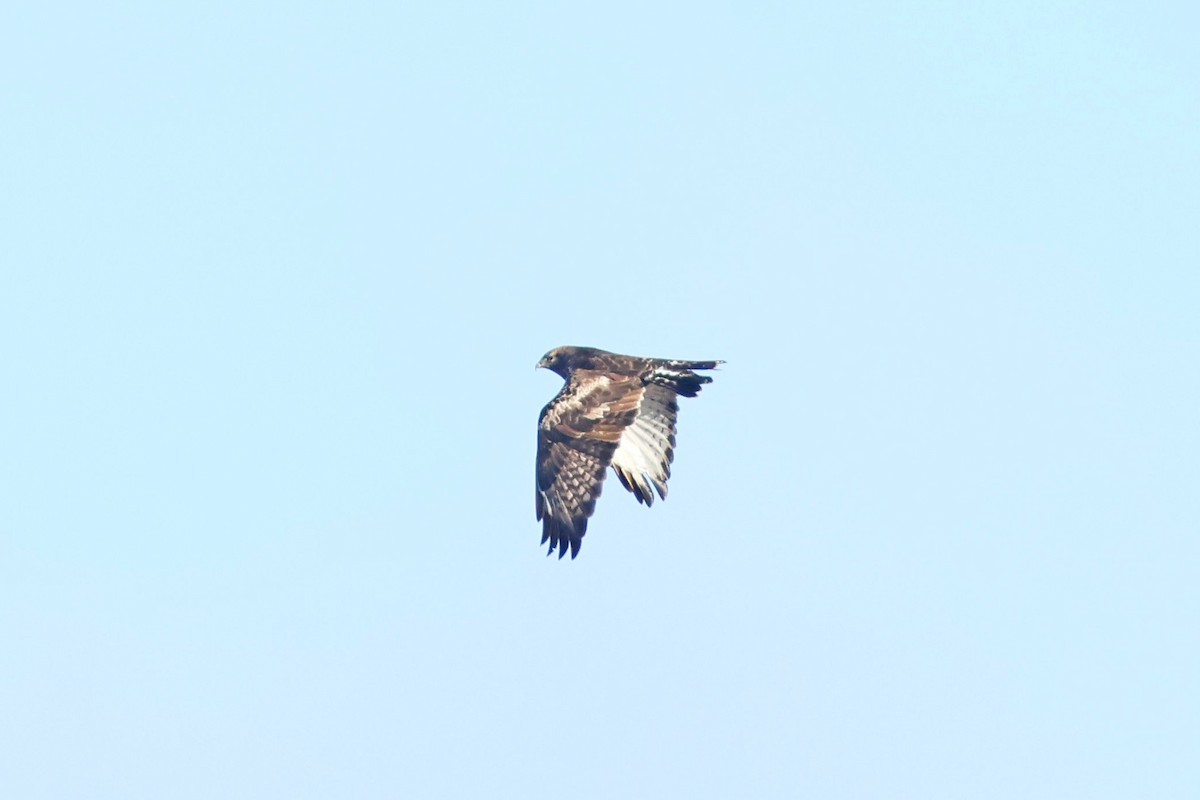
[
  {"x1": 651, "y1": 359, "x2": 724, "y2": 397},
  {"x1": 669, "y1": 359, "x2": 723, "y2": 371}
]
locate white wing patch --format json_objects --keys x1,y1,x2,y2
[{"x1": 611, "y1": 384, "x2": 678, "y2": 506}]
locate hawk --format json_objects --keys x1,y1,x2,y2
[{"x1": 535, "y1": 346, "x2": 722, "y2": 559}]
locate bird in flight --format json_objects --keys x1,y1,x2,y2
[{"x1": 535, "y1": 346, "x2": 722, "y2": 559}]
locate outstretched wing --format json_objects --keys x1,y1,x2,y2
[
  {"x1": 610, "y1": 382, "x2": 679, "y2": 506},
  {"x1": 536, "y1": 371, "x2": 645, "y2": 559}
]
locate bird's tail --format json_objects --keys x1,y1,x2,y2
[{"x1": 651, "y1": 359, "x2": 724, "y2": 397}]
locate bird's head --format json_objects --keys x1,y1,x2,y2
[{"x1": 536, "y1": 346, "x2": 574, "y2": 378}]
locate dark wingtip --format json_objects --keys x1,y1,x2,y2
[{"x1": 539, "y1": 503, "x2": 591, "y2": 560}]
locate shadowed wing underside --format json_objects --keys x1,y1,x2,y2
[{"x1": 536, "y1": 372, "x2": 644, "y2": 559}]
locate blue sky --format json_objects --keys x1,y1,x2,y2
[{"x1": 2, "y1": 2, "x2": 1197, "y2": 797}]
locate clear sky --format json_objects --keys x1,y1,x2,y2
[{"x1": 2, "y1": 2, "x2": 1197, "y2": 798}]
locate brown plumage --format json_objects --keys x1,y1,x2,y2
[{"x1": 535, "y1": 346, "x2": 722, "y2": 559}]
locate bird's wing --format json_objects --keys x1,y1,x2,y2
[
  {"x1": 610, "y1": 382, "x2": 679, "y2": 506},
  {"x1": 536, "y1": 371, "x2": 645, "y2": 559}
]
